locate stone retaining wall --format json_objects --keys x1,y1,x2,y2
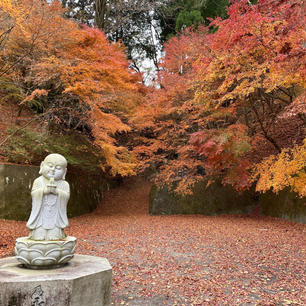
[
  {"x1": 150, "y1": 181, "x2": 257, "y2": 216},
  {"x1": 150, "y1": 181, "x2": 306, "y2": 224},
  {"x1": 0, "y1": 163, "x2": 110, "y2": 220},
  {"x1": 1, "y1": 163, "x2": 305, "y2": 224},
  {"x1": 259, "y1": 188, "x2": 306, "y2": 224}
]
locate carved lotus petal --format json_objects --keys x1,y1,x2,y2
[
  {"x1": 63, "y1": 241, "x2": 75, "y2": 249},
  {"x1": 16, "y1": 242, "x2": 27, "y2": 250},
  {"x1": 28, "y1": 249, "x2": 44, "y2": 261},
  {"x1": 15, "y1": 256, "x2": 30, "y2": 265},
  {"x1": 58, "y1": 254, "x2": 74, "y2": 264},
  {"x1": 17, "y1": 249, "x2": 30, "y2": 259},
  {"x1": 61, "y1": 248, "x2": 72, "y2": 257},
  {"x1": 43, "y1": 243, "x2": 62, "y2": 253},
  {"x1": 15, "y1": 246, "x2": 24, "y2": 253},
  {"x1": 45, "y1": 249, "x2": 62, "y2": 260},
  {"x1": 32, "y1": 257, "x2": 56, "y2": 266}
]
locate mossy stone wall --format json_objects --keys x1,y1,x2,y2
[
  {"x1": 150, "y1": 181, "x2": 306, "y2": 224},
  {"x1": 150, "y1": 181, "x2": 257, "y2": 216},
  {"x1": 259, "y1": 188, "x2": 306, "y2": 224},
  {"x1": 0, "y1": 163, "x2": 110, "y2": 221}
]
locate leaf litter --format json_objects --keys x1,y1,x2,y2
[{"x1": 0, "y1": 177, "x2": 305, "y2": 306}]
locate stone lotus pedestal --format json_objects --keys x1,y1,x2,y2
[
  {"x1": 15, "y1": 236, "x2": 76, "y2": 268},
  {"x1": 0, "y1": 254, "x2": 112, "y2": 306}
]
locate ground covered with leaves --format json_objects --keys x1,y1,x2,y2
[{"x1": 0, "y1": 177, "x2": 306, "y2": 305}]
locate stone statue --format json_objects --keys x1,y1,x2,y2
[
  {"x1": 15, "y1": 153, "x2": 76, "y2": 268},
  {"x1": 27, "y1": 153, "x2": 70, "y2": 240},
  {"x1": 15, "y1": 154, "x2": 77, "y2": 269}
]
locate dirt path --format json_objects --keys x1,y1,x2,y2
[{"x1": 1, "y1": 176, "x2": 306, "y2": 305}]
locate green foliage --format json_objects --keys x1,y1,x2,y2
[
  {"x1": 0, "y1": 78, "x2": 44, "y2": 112},
  {"x1": 3, "y1": 128, "x2": 105, "y2": 173},
  {"x1": 201, "y1": 0, "x2": 229, "y2": 21},
  {"x1": 161, "y1": 0, "x2": 229, "y2": 38},
  {"x1": 25, "y1": 99, "x2": 44, "y2": 112},
  {"x1": 0, "y1": 78, "x2": 23, "y2": 104},
  {"x1": 176, "y1": 10, "x2": 203, "y2": 31}
]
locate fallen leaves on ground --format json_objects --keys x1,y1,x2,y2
[{"x1": 1, "y1": 177, "x2": 306, "y2": 305}]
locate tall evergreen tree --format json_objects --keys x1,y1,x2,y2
[{"x1": 159, "y1": 0, "x2": 229, "y2": 40}]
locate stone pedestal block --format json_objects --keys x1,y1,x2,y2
[{"x1": 0, "y1": 254, "x2": 112, "y2": 306}]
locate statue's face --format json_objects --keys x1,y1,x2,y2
[{"x1": 41, "y1": 157, "x2": 66, "y2": 181}]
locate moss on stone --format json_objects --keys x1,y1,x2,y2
[
  {"x1": 3, "y1": 128, "x2": 105, "y2": 174},
  {"x1": 150, "y1": 180, "x2": 306, "y2": 224},
  {"x1": 150, "y1": 180, "x2": 257, "y2": 216},
  {"x1": 260, "y1": 188, "x2": 306, "y2": 223},
  {"x1": 0, "y1": 164, "x2": 111, "y2": 221}
]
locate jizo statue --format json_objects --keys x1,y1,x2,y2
[{"x1": 27, "y1": 153, "x2": 70, "y2": 240}]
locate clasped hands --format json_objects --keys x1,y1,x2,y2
[{"x1": 44, "y1": 178, "x2": 58, "y2": 195}]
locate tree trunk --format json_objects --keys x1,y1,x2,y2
[
  {"x1": 61, "y1": 0, "x2": 67, "y2": 8},
  {"x1": 95, "y1": 0, "x2": 107, "y2": 30},
  {"x1": 249, "y1": 96, "x2": 281, "y2": 153}
]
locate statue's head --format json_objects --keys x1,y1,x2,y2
[{"x1": 39, "y1": 153, "x2": 68, "y2": 181}]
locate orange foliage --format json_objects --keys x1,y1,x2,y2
[
  {"x1": 190, "y1": 124, "x2": 251, "y2": 191},
  {"x1": 0, "y1": 0, "x2": 76, "y2": 77},
  {"x1": 2, "y1": 0, "x2": 306, "y2": 194},
  {"x1": 1, "y1": 0, "x2": 145, "y2": 176},
  {"x1": 131, "y1": 28, "x2": 210, "y2": 193},
  {"x1": 133, "y1": 0, "x2": 306, "y2": 195},
  {"x1": 32, "y1": 26, "x2": 144, "y2": 176},
  {"x1": 191, "y1": 0, "x2": 306, "y2": 110}
]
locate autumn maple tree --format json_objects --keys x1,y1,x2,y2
[
  {"x1": 0, "y1": 0, "x2": 145, "y2": 176},
  {"x1": 190, "y1": 0, "x2": 306, "y2": 192},
  {"x1": 1, "y1": 0, "x2": 306, "y2": 196},
  {"x1": 30, "y1": 25, "x2": 145, "y2": 176},
  {"x1": 131, "y1": 0, "x2": 306, "y2": 195}
]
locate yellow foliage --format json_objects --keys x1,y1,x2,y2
[
  {"x1": 98, "y1": 142, "x2": 136, "y2": 177},
  {"x1": 253, "y1": 139, "x2": 306, "y2": 197}
]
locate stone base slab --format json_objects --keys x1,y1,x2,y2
[{"x1": 0, "y1": 254, "x2": 112, "y2": 306}]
